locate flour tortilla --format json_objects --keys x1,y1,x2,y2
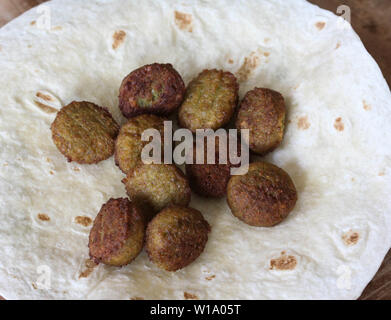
[{"x1": 0, "y1": 0, "x2": 390, "y2": 300}]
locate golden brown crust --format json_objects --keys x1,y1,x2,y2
[
  {"x1": 178, "y1": 69, "x2": 239, "y2": 132},
  {"x1": 185, "y1": 137, "x2": 241, "y2": 198},
  {"x1": 119, "y1": 63, "x2": 185, "y2": 118},
  {"x1": 145, "y1": 206, "x2": 210, "y2": 271},
  {"x1": 227, "y1": 162, "x2": 297, "y2": 227},
  {"x1": 51, "y1": 101, "x2": 119, "y2": 164},
  {"x1": 114, "y1": 114, "x2": 168, "y2": 174},
  {"x1": 236, "y1": 88, "x2": 285, "y2": 155},
  {"x1": 88, "y1": 198, "x2": 146, "y2": 266},
  {"x1": 122, "y1": 164, "x2": 191, "y2": 219}
]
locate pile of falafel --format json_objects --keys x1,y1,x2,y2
[{"x1": 50, "y1": 63, "x2": 297, "y2": 272}]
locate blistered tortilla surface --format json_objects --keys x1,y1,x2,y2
[{"x1": 0, "y1": 0, "x2": 390, "y2": 299}]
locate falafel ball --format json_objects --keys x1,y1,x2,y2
[
  {"x1": 236, "y1": 88, "x2": 285, "y2": 155},
  {"x1": 227, "y1": 162, "x2": 297, "y2": 227},
  {"x1": 122, "y1": 164, "x2": 191, "y2": 218},
  {"x1": 178, "y1": 69, "x2": 239, "y2": 132},
  {"x1": 119, "y1": 63, "x2": 186, "y2": 118},
  {"x1": 146, "y1": 206, "x2": 210, "y2": 271},
  {"x1": 186, "y1": 137, "x2": 242, "y2": 198},
  {"x1": 115, "y1": 114, "x2": 168, "y2": 174},
  {"x1": 88, "y1": 198, "x2": 146, "y2": 266},
  {"x1": 51, "y1": 101, "x2": 119, "y2": 164}
]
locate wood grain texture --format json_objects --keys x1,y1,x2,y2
[{"x1": 0, "y1": 0, "x2": 390, "y2": 300}]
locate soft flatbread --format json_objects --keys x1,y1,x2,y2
[{"x1": 0, "y1": 0, "x2": 390, "y2": 299}]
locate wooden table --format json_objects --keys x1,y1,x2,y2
[{"x1": 0, "y1": 0, "x2": 390, "y2": 300}]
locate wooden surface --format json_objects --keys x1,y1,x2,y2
[{"x1": 0, "y1": 0, "x2": 390, "y2": 300}]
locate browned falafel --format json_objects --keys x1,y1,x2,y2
[
  {"x1": 146, "y1": 205, "x2": 210, "y2": 271},
  {"x1": 178, "y1": 69, "x2": 239, "y2": 132},
  {"x1": 88, "y1": 198, "x2": 146, "y2": 267},
  {"x1": 122, "y1": 163, "x2": 191, "y2": 219},
  {"x1": 51, "y1": 101, "x2": 119, "y2": 164},
  {"x1": 236, "y1": 88, "x2": 285, "y2": 155},
  {"x1": 119, "y1": 63, "x2": 185, "y2": 118},
  {"x1": 227, "y1": 162, "x2": 297, "y2": 227},
  {"x1": 115, "y1": 114, "x2": 169, "y2": 174},
  {"x1": 186, "y1": 137, "x2": 242, "y2": 198}
]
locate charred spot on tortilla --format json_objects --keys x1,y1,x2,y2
[
  {"x1": 236, "y1": 88, "x2": 286, "y2": 155},
  {"x1": 334, "y1": 117, "x2": 344, "y2": 131},
  {"x1": 315, "y1": 22, "x2": 326, "y2": 30},
  {"x1": 270, "y1": 253, "x2": 297, "y2": 270},
  {"x1": 237, "y1": 52, "x2": 260, "y2": 82},
  {"x1": 227, "y1": 162, "x2": 297, "y2": 227},
  {"x1": 114, "y1": 114, "x2": 167, "y2": 174},
  {"x1": 174, "y1": 11, "x2": 193, "y2": 32},
  {"x1": 178, "y1": 69, "x2": 238, "y2": 132},
  {"x1": 186, "y1": 137, "x2": 241, "y2": 198},
  {"x1": 88, "y1": 198, "x2": 146, "y2": 267},
  {"x1": 37, "y1": 213, "x2": 50, "y2": 221},
  {"x1": 119, "y1": 63, "x2": 185, "y2": 118},
  {"x1": 75, "y1": 216, "x2": 92, "y2": 227},
  {"x1": 184, "y1": 292, "x2": 199, "y2": 300},
  {"x1": 146, "y1": 206, "x2": 210, "y2": 272},
  {"x1": 34, "y1": 101, "x2": 58, "y2": 114},
  {"x1": 363, "y1": 100, "x2": 372, "y2": 111},
  {"x1": 297, "y1": 116, "x2": 310, "y2": 130},
  {"x1": 79, "y1": 259, "x2": 98, "y2": 279},
  {"x1": 112, "y1": 30, "x2": 126, "y2": 50},
  {"x1": 342, "y1": 230, "x2": 360, "y2": 246},
  {"x1": 122, "y1": 164, "x2": 191, "y2": 220},
  {"x1": 51, "y1": 101, "x2": 119, "y2": 164}
]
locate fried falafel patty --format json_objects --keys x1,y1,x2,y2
[
  {"x1": 236, "y1": 88, "x2": 285, "y2": 155},
  {"x1": 178, "y1": 69, "x2": 239, "y2": 132},
  {"x1": 227, "y1": 162, "x2": 297, "y2": 227},
  {"x1": 115, "y1": 114, "x2": 168, "y2": 174},
  {"x1": 186, "y1": 137, "x2": 242, "y2": 198},
  {"x1": 119, "y1": 63, "x2": 185, "y2": 118},
  {"x1": 51, "y1": 101, "x2": 119, "y2": 164},
  {"x1": 122, "y1": 164, "x2": 191, "y2": 218},
  {"x1": 88, "y1": 198, "x2": 146, "y2": 266},
  {"x1": 146, "y1": 206, "x2": 210, "y2": 271}
]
